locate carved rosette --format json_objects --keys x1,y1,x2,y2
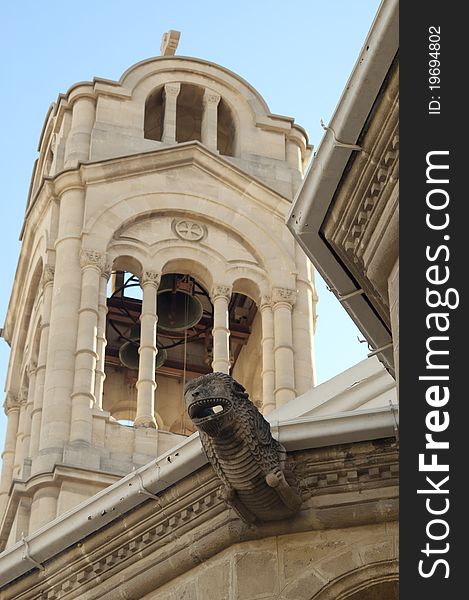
[
  {"x1": 173, "y1": 219, "x2": 206, "y2": 242},
  {"x1": 80, "y1": 249, "x2": 106, "y2": 272},
  {"x1": 141, "y1": 271, "x2": 161, "y2": 288},
  {"x1": 211, "y1": 284, "x2": 232, "y2": 301},
  {"x1": 272, "y1": 287, "x2": 297, "y2": 307}
]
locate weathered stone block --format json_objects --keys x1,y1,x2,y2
[
  {"x1": 235, "y1": 551, "x2": 278, "y2": 599},
  {"x1": 198, "y1": 561, "x2": 230, "y2": 599}
]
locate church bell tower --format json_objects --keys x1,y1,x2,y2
[{"x1": 0, "y1": 31, "x2": 317, "y2": 548}]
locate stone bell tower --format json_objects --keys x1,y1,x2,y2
[{"x1": 0, "y1": 32, "x2": 317, "y2": 548}]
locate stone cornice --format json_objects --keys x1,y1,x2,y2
[
  {"x1": 22, "y1": 142, "x2": 291, "y2": 242},
  {"x1": 322, "y1": 62, "x2": 399, "y2": 328},
  {"x1": 0, "y1": 439, "x2": 398, "y2": 598}
]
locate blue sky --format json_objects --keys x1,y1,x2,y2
[{"x1": 0, "y1": 0, "x2": 380, "y2": 444}]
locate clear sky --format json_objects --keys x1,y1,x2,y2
[{"x1": 0, "y1": 0, "x2": 381, "y2": 445}]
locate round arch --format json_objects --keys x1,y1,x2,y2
[{"x1": 311, "y1": 560, "x2": 398, "y2": 600}]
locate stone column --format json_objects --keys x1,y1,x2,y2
[
  {"x1": 272, "y1": 288, "x2": 296, "y2": 407},
  {"x1": 211, "y1": 285, "x2": 232, "y2": 374},
  {"x1": 162, "y1": 83, "x2": 181, "y2": 144},
  {"x1": 38, "y1": 186, "x2": 85, "y2": 470},
  {"x1": 29, "y1": 266, "x2": 54, "y2": 459},
  {"x1": 13, "y1": 387, "x2": 28, "y2": 479},
  {"x1": 21, "y1": 366, "x2": 36, "y2": 465},
  {"x1": 64, "y1": 96, "x2": 95, "y2": 168},
  {"x1": 292, "y1": 252, "x2": 317, "y2": 394},
  {"x1": 69, "y1": 250, "x2": 105, "y2": 445},
  {"x1": 0, "y1": 394, "x2": 20, "y2": 519},
  {"x1": 201, "y1": 90, "x2": 220, "y2": 151},
  {"x1": 94, "y1": 263, "x2": 111, "y2": 410},
  {"x1": 260, "y1": 297, "x2": 276, "y2": 414},
  {"x1": 135, "y1": 271, "x2": 160, "y2": 428}
]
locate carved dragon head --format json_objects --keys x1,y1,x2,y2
[{"x1": 184, "y1": 372, "x2": 248, "y2": 437}]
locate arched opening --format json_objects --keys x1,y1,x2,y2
[
  {"x1": 230, "y1": 291, "x2": 260, "y2": 407},
  {"x1": 345, "y1": 581, "x2": 398, "y2": 600},
  {"x1": 144, "y1": 86, "x2": 164, "y2": 141},
  {"x1": 217, "y1": 97, "x2": 236, "y2": 156},
  {"x1": 176, "y1": 84, "x2": 204, "y2": 143}
]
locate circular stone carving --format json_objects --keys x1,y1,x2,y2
[{"x1": 173, "y1": 219, "x2": 206, "y2": 242}]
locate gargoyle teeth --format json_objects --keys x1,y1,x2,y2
[{"x1": 188, "y1": 397, "x2": 230, "y2": 420}]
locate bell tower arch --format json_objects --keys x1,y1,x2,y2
[{"x1": 0, "y1": 32, "x2": 316, "y2": 549}]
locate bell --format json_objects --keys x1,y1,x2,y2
[
  {"x1": 119, "y1": 323, "x2": 167, "y2": 370},
  {"x1": 157, "y1": 274, "x2": 204, "y2": 332}
]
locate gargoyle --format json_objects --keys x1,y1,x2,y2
[{"x1": 185, "y1": 372, "x2": 302, "y2": 523}]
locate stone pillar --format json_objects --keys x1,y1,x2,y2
[
  {"x1": 94, "y1": 263, "x2": 111, "y2": 410},
  {"x1": 64, "y1": 96, "x2": 95, "y2": 168},
  {"x1": 69, "y1": 250, "x2": 105, "y2": 445},
  {"x1": 38, "y1": 186, "x2": 85, "y2": 469},
  {"x1": 0, "y1": 395, "x2": 20, "y2": 519},
  {"x1": 272, "y1": 288, "x2": 296, "y2": 407},
  {"x1": 292, "y1": 252, "x2": 317, "y2": 394},
  {"x1": 211, "y1": 285, "x2": 232, "y2": 374},
  {"x1": 162, "y1": 83, "x2": 181, "y2": 144},
  {"x1": 135, "y1": 271, "x2": 160, "y2": 428},
  {"x1": 29, "y1": 266, "x2": 54, "y2": 459},
  {"x1": 21, "y1": 366, "x2": 36, "y2": 464},
  {"x1": 13, "y1": 387, "x2": 28, "y2": 478},
  {"x1": 201, "y1": 90, "x2": 220, "y2": 151},
  {"x1": 29, "y1": 486, "x2": 59, "y2": 535},
  {"x1": 260, "y1": 297, "x2": 276, "y2": 414}
]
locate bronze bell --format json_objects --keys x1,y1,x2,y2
[
  {"x1": 119, "y1": 323, "x2": 167, "y2": 370},
  {"x1": 157, "y1": 274, "x2": 204, "y2": 332}
]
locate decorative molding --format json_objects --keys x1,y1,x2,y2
[
  {"x1": 321, "y1": 61, "x2": 399, "y2": 328},
  {"x1": 80, "y1": 249, "x2": 106, "y2": 271},
  {"x1": 172, "y1": 219, "x2": 206, "y2": 242},
  {"x1": 8, "y1": 441, "x2": 398, "y2": 599},
  {"x1": 211, "y1": 284, "x2": 232, "y2": 301},
  {"x1": 272, "y1": 287, "x2": 296, "y2": 306},
  {"x1": 141, "y1": 271, "x2": 161, "y2": 287}
]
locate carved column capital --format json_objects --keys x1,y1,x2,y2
[
  {"x1": 41, "y1": 265, "x2": 55, "y2": 287},
  {"x1": 101, "y1": 260, "x2": 113, "y2": 280},
  {"x1": 272, "y1": 287, "x2": 297, "y2": 307},
  {"x1": 4, "y1": 393, "x2": 20, "y2": 415},
  {"x1": 211, "y1": 284, "x2": 232, "y2": 301},
  {"x1": 260, "y1": 295, "x2": 272, "y2": 310},
  {"x1": 80, "y1": 249, "x2": 106, "y2": 271},
  {"x1": 164, "y1": 82, "x2": 181, "y2": 97},
  {"x1": 18, "y1": 387, "x2": 28, "y2": 405},
  {"x1": 141, "y1": 271, "x2": 161, "y2": 288},
  {"x1": 203, "y1": 90, "x2": 221, "y2": 106}
]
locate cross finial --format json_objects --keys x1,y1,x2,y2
[{"x1": 160, "y1": 30, "x2": 181, "y2": 56}]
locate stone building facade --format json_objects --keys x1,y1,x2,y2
[
  {"x1": 0, "y1": 0, "x2": 399, "y2": 597},
  {"x1": 0, "y1": 31, "x2": 316, "y2": 551}
]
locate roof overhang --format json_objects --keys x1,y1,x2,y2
[{"x1": 286, "y1": 0, "x2": 398, "y2": 373}]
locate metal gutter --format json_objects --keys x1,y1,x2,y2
[
  {"x1": 286, "y1": 0, "x2": 399, "y2": 372},
  {"x1": 0, "y1": 406, "x2": 397, "y2": 587}
]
